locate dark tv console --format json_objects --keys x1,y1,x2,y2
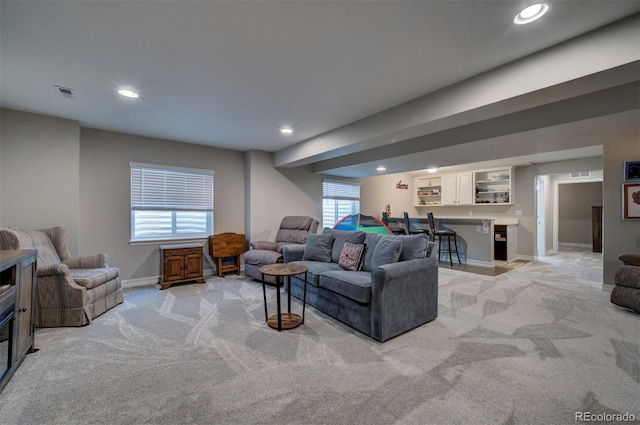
[{"x1": 0, "y1": 250, "x2": 37, "y2": 393}]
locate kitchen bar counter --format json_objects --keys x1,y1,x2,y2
[
  {"x1": 427, "y1": 216, "x2": 519, "y2": 225},
  {"x1": 388, "y1": 215, "x2": 519, "y2": 266}
]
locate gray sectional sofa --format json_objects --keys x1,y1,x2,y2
[{"x1": 283, "y1": 228, "x2": 438, "y2": 342}]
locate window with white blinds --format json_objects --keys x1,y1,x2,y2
[
  {"x1": 130, "y1": 162, "x2": 214, "y2": 241},
  {"x1": 322, "y1": 179, "x2": 360, "y2": 229}
]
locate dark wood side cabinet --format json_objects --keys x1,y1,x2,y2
[
  {"x1": 0, "y1": 250, "x2": 37, "y2": 393},
  {"x1": 592, "y1": 206, "x2": 602, "y2": 253},
  {"x1": 159, "y1": 243, "x2": 205, "y2": 290},
  {"x1": 208, "y1": 233, "x2": 246, "y2": 277}
]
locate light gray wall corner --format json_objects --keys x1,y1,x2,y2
[
  {"x1": 0, "y1": 108, "x2": 81, "y2": 254},
  {"x1": 246, "y1": 150, "x2": 323, "y2": 245},
  {"x1": 245, "y1": 150, "x2": 253, "y2": 250}
]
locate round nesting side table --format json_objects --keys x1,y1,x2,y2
[{"x1": 259, "y1": 263, "x2": 308, "y2": 331}]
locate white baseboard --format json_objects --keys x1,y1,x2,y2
[
  {"x1": 517, "y1": 255, "x2": 535, "y2": 261},
  {"x1": 558, "y1": 242, "x2": 591, "y2": 248},
  {"x1": 464, "y1": 259, "x2": 494, "y2": 268},
  {"x1": 122, "y1": 276, "x2": 159, "y2": 289},
  {"x1": 122, "y1": 268, "x2": 215, "y2": 289},
  {"x1": 601, "y1": 284, "x2": 614, "y2": 293}
]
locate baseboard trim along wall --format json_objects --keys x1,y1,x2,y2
[
  {"x1": 559, "y1": 242, "x2": 592, "y2": 248},
  {"x1": 465, "y1": 259, "x2": 495, "y2": 268},
  {"x1": 122, "y1": 268, "x2": 215, "y2": 289}
]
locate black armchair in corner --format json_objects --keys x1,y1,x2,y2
[{"x1": 611, "y1": 254, "x2": 640, "y2": 313}]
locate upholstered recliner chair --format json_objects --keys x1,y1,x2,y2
[
  {"x1": 0, "y1": 227, "x2": 124, "y2": 327},
  {"x1": 244, "y1": 216, "x2": 319, "y2": 284},
  {"x1": 611, "y1": 254, "x2": 640, "y2": 313}
]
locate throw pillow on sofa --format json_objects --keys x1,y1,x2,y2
[
  {"x1": 370, "y1": 237, "x2": 403, "y2": 269},
  {"x1": 397, "y1": 234, "x2": 429, "y2": 261},
  {"x1": 302, "y1": 233, "x2": 334, "y2": 262},
  {"x1": 338, "y1": 241, "x2": 365, "y2": 271},
  {"x1": 322, "y1": 228, "x2": 366, "y2": 263}
]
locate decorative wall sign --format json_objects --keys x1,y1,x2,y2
[
  {"x1": 622, "y1": 182, "x2": 640, "y2": 220},
  {"x1": 396, "y1": 180, "x2": 409, "y2": 190},
  {"x1": 624, "y1": 161, "x2": 640, "y2": 181}
]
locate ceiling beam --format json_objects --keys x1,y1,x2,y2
[{"x1": 273, "y1": 14, "x2": 639, "y2": 170}]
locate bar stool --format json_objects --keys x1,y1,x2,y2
[
  {"x1": 382, "y1": 212, "x2": 406, "y2": 235},
  {"x1": 403, "y1": 212, "x2": 429, "y2": 236},
  {"x1": 427, "y1": 212, "x2": 461, "y2": 266}
]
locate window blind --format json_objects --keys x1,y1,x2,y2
[
  {"x1": 322, "y1": 180, "x2": 360, "y2": 201},
  {"x1": 130, "y1": 163, "x2": 214, "y2": 212}
]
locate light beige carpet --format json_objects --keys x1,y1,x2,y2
[{"x1": 0, "y1": 248, "x2": 637, "y2": 425}]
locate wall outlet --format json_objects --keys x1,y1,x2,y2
[
  {"x1": 476, "y1": 225, "x2": 481, "y2": 232},
  {"x1": 515, "y1": 210, "x2": 522, "y2": 216},
  {"x1": 468, "y1": 211, "x2": 473, "y2": 216}
]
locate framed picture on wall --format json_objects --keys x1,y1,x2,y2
[
  {"x1": 622, "y1": 183, "x2": 640, "y2": 220},
  {"x1": 623, "y1": 161, "x2": 640, "y2": 181}
]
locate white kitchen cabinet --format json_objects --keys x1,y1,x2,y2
[{"x1": 441, "y1": 172, "x2": 472, "y2": 206}]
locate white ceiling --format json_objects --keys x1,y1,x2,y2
[{"x1": 1, "y1": 1, "x2": 638, "y2": 174}]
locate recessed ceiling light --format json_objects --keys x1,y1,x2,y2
[
  {"x1": 376, "y1": 166, "x2": 386, "y2": 172},
  {"x1": 514, "y1": 3, "x2": 549, "y2": 25},
  {"x1": 118, "y1": 88, "x2": 139, "y2": 98},
  {"x1": 426, "y1": 167, "x2": 438, "y2": 173},
  {"x1": 280, "y1": 127, "x2": 293, "y2": 135}
]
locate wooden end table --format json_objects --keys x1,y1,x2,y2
[
  {"x1": 259, "y1": 263, "x2": 308, "y2": 331},
  {"x1": 208, "y1": 233, "x2": 246, "y2": 277}
]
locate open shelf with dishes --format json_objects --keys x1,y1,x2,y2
[
  {"x1": 414, "y1": 176, "x2": 441, "y2": 207},
  {"x1": 473, "y1": 167, "x2": 513, "y2": 205}
]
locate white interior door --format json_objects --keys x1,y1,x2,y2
[{"x1": 536, "y1": 177, "x2": 545, "y2": 257}]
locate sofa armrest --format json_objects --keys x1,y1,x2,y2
[
  {"x1": 370, "y1": 257, "x2": 439, "y2": 342},
  {"x1": 35, "y1": 268, "x2": 88, "y2": 324},
  {"x1": 619, "y1": 254, "x2": 640, "y2": 266},
  {"x1": 250, "y1": 241, "x2": 277, "y2": 251},
  {"x1": 427, "y1": 242, "x2": 437, "y2": 258},
  {"x1": 283, "y1": 244, "x2": 305, "y2": 263},
  {"x1": 63, "y1": 253, "x2": 109, "y2": 269}
]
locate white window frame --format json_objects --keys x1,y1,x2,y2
[
  {"x1": 130, "y1": 162, "x2": 214, "y2": 243},
  {"x1": 322, "y1": 179, "x2": 360, "y2": 229}
]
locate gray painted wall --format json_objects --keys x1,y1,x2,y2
[
  {"x1": 603, "y1": 138, "x2": 640, "y2": 286},
  {"x1": 358, "y1": 173, "x2": 414, "y2": 219},
  {"x1": 0, "y1": 109, "x2": 246, "y2": 281},
  {"x1": 79, "y1": 128, "x2": 246, "y2": 281},
  {"x1": 0, "y1": 109, "x2": 81, "y2": 254},
  {"x1": 245, "y1": 150, "x2": 322, "y2": 244},
  {"x1": 1, "y1": 108, "x2": 636, "y2": 289},
  {"x1": 558, "y1": 182, "x2": 602, "y2": 245}
]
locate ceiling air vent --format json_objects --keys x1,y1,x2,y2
[
  {"x1": 570, "y1": 171, "x2": 591, "y2": 178},
  {"x1": 54, "y1": 85, "x2": 74, "y2": 98}
]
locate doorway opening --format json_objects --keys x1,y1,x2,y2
[{"x1": 535, "y1": 172, "x2": 603, "y2": 260}]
